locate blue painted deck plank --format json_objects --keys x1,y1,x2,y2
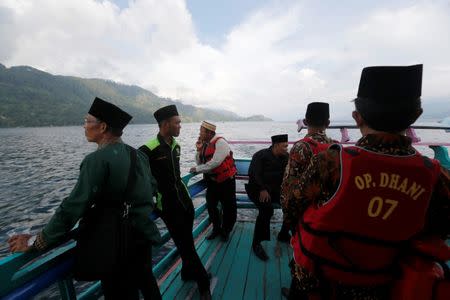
[
  {"x1": 181, "y1": 229, "x2": 230, "y2": 299},
  {"x1": 159, "y1": 229, "x2": 211, "y2": 299},
  {"x1": 160, "y1": 222, "x2": 293, "y2": 300},
  {"x1": 264, "y1": 226, "x2": 285, "y2": 300},
  {"x1": 221, "y1": 223, "x2": 253, "y2": 300},
  {"x1": 162, "y1": 224, "x2": 242, "y2": 299},
  {"x1": 158, "y1": 245, "x2": 188, "y2": 296},
  {"x1": 160, "y1": 264, "x2": 184, "y2": 299},
  {"x1": 280, "y1": 243, "x2": 292, "y2": 288},
  {"x1": 160, "y1": 230, "x2": 212, "y2": 299},
  {"x1": 279, "y1": 238, "x2": 292, "y2": 292},
  {"x1": 243, "y1": 247, "x2": 265, "y2": 300},
  {"x1": 158, "y1": 250, "x2": 183, "y2": 296},
  {"x1": 210, "y1": 224, "x2": 245, "y2": 300},
  {"x1": 159, "y1": 227, "x2": 213, "y2": 294},
  {"x1": 174, "y1": 230, "x2": 221, "y2": 299}
]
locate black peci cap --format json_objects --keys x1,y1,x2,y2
[
  {"x1": 153, "y1": 105, "x2": 179, "y2": 123},
  {"x1": 305, "y1": 102, "x2": 329, "y2": 122},
  {"x1": 271, "y1": 134, "x2": 288, "y2": 144},
  {"x1": 88, "y1": 97, "x2": 132, "y2": 130},
  {"x1": 357, "y1": 64, "x2": 422, "y2": 101}
]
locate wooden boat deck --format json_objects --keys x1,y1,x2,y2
[{"x1": 159, "y1": 221, "x2": 292, "y2": 300}]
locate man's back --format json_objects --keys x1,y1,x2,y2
[{"x1": 43, "y1": 142, "x2": 161, "y2": 245}]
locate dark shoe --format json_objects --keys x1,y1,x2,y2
[
  {"x1": 281, "y1": 287, "x2": 290, "y2": 298},
  {"x1": 200, "y1": 289, "x2": 212, "y2": 300},
  {"x1": 220, "y1": 231, "x2": 229, "y2": 242},
  {"x1": 252, "y1": 243, "x2": 269, "y2": 261},
  {"x1": 206, "y1": 230, "x2": 220, "y2": 240},
  {"x1": 277, "y1": 230, "x2": 291, "y2": 243}
]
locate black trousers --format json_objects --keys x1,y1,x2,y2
[
  {"x1": 101, "y1": 242, "x2": 161, "y2": 300},
  {"x1": 160, "y1": 205, "x2": 210, "y2": 292},
  {"x1": 252, "y1": 192, "x2": 290, "y2": 245},
  {"x1": 205, "y1": 177, "x2": 237, "y2": 235}
]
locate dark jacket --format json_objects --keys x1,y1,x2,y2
[
  {"x1": 247, "y1": 147, "x2": 288, "y2": 202},
  {"x1": 139, "y1": 134, "x2": 192, "y2": 211},
  {"x1": 37, "y1": 143, "x2": 161, "y2": 249}
]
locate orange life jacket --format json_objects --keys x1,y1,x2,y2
[
  {"x1": 200, "y1": 136, "x2": 237, "y2": 183},
  {"x1": 292, "y1": 146, "x2": 441, "y2": 287}
]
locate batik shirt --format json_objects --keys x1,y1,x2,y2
[{"x1": 280, "y1": 132, "x2": 334, "y2": 227}]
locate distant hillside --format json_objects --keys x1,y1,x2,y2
[
  {"x1": 0, "y1": 64, "x2": 271, "y2": 127},
  {"x1": 242, "y1": 114, "x2": 272, "y2": 121}
]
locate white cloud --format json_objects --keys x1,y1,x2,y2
[{"x1": 1, "y1": 0, "x2": 449, "y2": 121}]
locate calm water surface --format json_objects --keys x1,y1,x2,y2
[{"x1": 1, "y1": 121, "x2": 448, "y2": 260}]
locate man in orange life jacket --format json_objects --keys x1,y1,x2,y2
[
  {"x1": 285, "y1": 64, "x2": 450, "y2": 300},
  {"x1": 246, "y1": 134, "x2": 291, "y2": 261},
  {"x1": 281, "y1": 102, "x2": 334, "y2": 221},
  {"x1": 190, "y1": 121, "x2": 237, "y2": 242},
  {"x1": 280, "y1": 102, "x2": 335, "y2": 297},
  {"x1": 139, "y1": 106, "x2": 211, "y2": 300}
]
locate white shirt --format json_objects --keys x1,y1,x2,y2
[{"x1": 195, "y1": 137, "x2": 231, "y2": 173}]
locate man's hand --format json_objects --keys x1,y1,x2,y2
[
  {"x1": 195, "y1": 140, "x2": 203, "y2": 152},
  {"x1": 8, "y1": 234, "x2": 32, "y2": 252},
  {"x1": 189, "y1": 167, "x2": 197, "y2": 173},
  {"x1": 259, "y1": 190, "x2": 271, "y2": 203}
]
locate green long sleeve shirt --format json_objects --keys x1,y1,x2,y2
[{"x1": 39, "y1": 142, "x2": 161, "y2": 249}]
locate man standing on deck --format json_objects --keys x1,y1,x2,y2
[
  {"x1": 246, "y1": 134, "x2": 291, "y2": 261},
  {"x1": 279, "y1": 102, "x2": 335, "y2": 297},
  {"x1": 280, "y1": 102, "x2": 334, "y2": 218},
  {"x1": 8, "y1": 97, "x2": 162, "y2": 300},
  {"x1": 285, "y1": 65, "x2": 450, "y2": 300},
  {"x1": 139, "y1": 105, "x2": 211, "y2": 300},
  {"x1": 190, "y1": 121, "x2": 237, "y2": 242}
]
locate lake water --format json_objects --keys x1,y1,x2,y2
[{"x1": 1, "y1": 121, "x2": 449, "y2": 259}]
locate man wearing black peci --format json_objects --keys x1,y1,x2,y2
[
  {"x1": 139, "y1": 105, "x2": 211, "y2": 299},
  {"x1": 246, "y1": 134, "x2": 291, "y2": 261},
  {"x1": 9, "y1": 97, "x2": 162, "y2": 300}
]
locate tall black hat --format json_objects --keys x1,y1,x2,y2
[
  {"x1": 271, "y1": 134, "x2": 288, "y2": 144},
  {"x1": 88, "y1": 97, "x2": 132, "y2": 130},
  {"x1": 357, "y1": 64, "x2": 422, "y2": 101},
  {"x1": 305, "y1": 102, "x2": 329, "y2": 121},
  {"x1": 154, "y1": 105, "x2": 179, "y2": 123}
]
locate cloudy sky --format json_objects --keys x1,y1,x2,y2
[{"x1": 1, "y1": 0, "x2": 449, "y2": 120}]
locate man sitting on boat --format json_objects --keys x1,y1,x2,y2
[
  {"x1": 139, "y1": 106, "x2": 212, "y2": 300},
  {"x1": 8, "y1": 97, "x2": 162, "y2": 300},
  {"x1": 190, "y1": 121, "x2": 237, "y2": 242},
  {"x1": 285, "y1": 64, "x2": 450, "y2": 300},
  {"x1": 245, "y1": 134, "x2": 291, "y2": 261}
]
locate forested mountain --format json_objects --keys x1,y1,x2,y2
[{"x1": 0, "y1": 64, "x2": 270, "y2": 127}]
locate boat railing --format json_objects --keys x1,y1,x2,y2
[{"x1": 228, "y1": 124, "x2": 450, "y2": 169}]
